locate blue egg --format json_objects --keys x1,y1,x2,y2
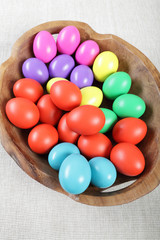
[
  {"x1": 89, "y1": 157, "x2": 117, "y2": 188},
  {"x1": 48, "y1": 143, "x2": 80, "y2": 171},
  {"x1": 59, "y1": 154, "x2": 91, "y2": 194}
]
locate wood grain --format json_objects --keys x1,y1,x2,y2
[{"x1": 0, "y1": 21, "x2": 160, "y2": 206}]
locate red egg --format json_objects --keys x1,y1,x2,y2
[
  {"x1": 50, "y1": 81, "x2": 82, "y2": 111},
  {"x1": 112, "y1": 117, "x2": 147, "y2": 144},
  {"x1": 110, "y1": 143, "x2": 145, "y2": 176},
  {"x1": 13, "y1": 78, "x2": 43, "y2": 102},
  {"x1": 28, "y1": 124, "x2": 58, "y2": 154},
  {"x1": 78, "y1": 133, "x2": 112, "y2": 158},
  {"x1": 37, "y1": 94, "x2": 62, "y2": 125},
  {"x1": 5, "y1": 97, "x2": 39, "y2": 129},
  {"x1": 57, "y1": 113, "x2": 79, "y2": 144},
  {"x1": 66, "y1": 105, "x2": 105, "y2": 135}
]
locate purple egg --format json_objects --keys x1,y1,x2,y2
[
  {"x1": 49, "y1": 54, "x2": 75, "y2": 78},
  {"x1": 70, "y1": 65, "x2": 94, "y2": 88},
  {"x1": 22, "y1": 58, "x2": 49, "y2": 84}
]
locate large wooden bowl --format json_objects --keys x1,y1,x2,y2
[{"x1": 0, "y1": 21, "x2": 160, "y2": 206}]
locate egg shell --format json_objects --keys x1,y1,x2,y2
[
  {"x1": 110, "y1": 143, "x2": 145, "y2": 176},
  {"x1": 50, "y1": 81, "x2": 82, "y2": 111},
  {"x1": 57, "y1": 113, "x2": 79, "y2": 144},
  {"x1": 102, "y1": 72, "x2": 132, "y2": 99},
  {"x1": 22, "y1": 58, "x2": 49, "y2": 84},
  {"x1": 37, "y1": 94, "x2": 62, "y2": 125},
  {"x1": 89, "y1": 157, "x2": 117, "y2": 188},
  {"x1": 112, "y1": 94, "x2": 146, "y2": 118},
  {"x1": 28, "y1": 124, "x2": 58, "y2": 154},
  {"x1": 33, "y1": 31, "x2": 57, "y2": 63},
  {"x1": 5, "y1": 97, "x2": 39, "y2": 129},
  {"x1": 75, "y1": 40, "x2": 100, "y2": 66},
  {"x1": 49, "y1": 54, "x2": 75, "y2": 78},
  {"x1": 66, "y1": 105, "x2": 105, "y2": 135},
  {"x1": 13, "y1": 78, "x2": 43, "y2": 102},
  {"x1": 112, "y1": 117, "x2": 147, "y2": 144},
  {"x1": 59, "y1": 154, "x2": 91, "y2": 194},
  {"x1": 70, "y1": 65, "x2": 94, "y2": 88},
  {"x1": 80, "y1": 86, "x2": 103, "y2": 107},
  {"x1": 46, "y1": 77, "x2": 68, "y2": 93},
  {"x1": 78, "y1": 133, "x2": 112, "y2": 158},
  {"x1": 99, "y1": 108, "x2": 118, "y2": 133},
  {"x1": 93, "y1": 51, "x2": 119, "y2": 82},
  {"x1": 57, "y1": 26, "x2": 80, "y2": 55},
  {"x1": 48, "y1": 143, "x2": 80, "y2": 171}
]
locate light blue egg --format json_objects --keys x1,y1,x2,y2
[
  {"x1": 89, "y1": 157, "x2": 117, "y2": 188},
  {"x1": 59, "y1": 154, "x2": 91, "y2": 194},
  {"x1": 48, "y1": 143, "x2": 80, "y2": 171}
]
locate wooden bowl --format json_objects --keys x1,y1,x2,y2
[{"x1": 0, "y1": 21, "x2": 160, "y2": 206}]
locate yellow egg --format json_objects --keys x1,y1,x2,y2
[
  {"x1": 80, "y1": 86, "x2": 103, "y2": 107},
  {"x1": 46, "y1": 77, "x2": 68, "y2": 93},
  {"x1": 93, "y1": 51, "x2": 119, "y2": 82}
]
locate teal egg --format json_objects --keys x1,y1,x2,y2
[
  {"x1": 102, "y1": 72, "x2": 131, "y2": 100},
  {"x1": 89, "y1": 157, "x2": 117, "y2": 188},
  {"x1": 113, "y1": 94, "x2": 146, "y2": 118},
  {"x1": 99, "y1": 108, "x2": 118, "y2": 133},
  {"x1": 48, "y1": 143, "x2": 80, "y2": 170},
  {"x1": 59, "y1": 154, "x2": 91, "y2": 194}
]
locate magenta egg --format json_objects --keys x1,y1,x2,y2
[
  {"x1": 75, "y1": 40, "x2": 100, "y2": 66},
  {"x1": 57, "y1": 26, "x2": 80, "y2": 55},
  {"x1": 33, "y1": 31, "x2": 57, "y2": 63}
]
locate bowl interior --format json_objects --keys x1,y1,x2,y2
[{"x1": 0, "y1": 22, "x2": 160, "y2": 204}]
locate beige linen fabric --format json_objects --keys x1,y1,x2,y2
[{"x1": 0, "y1": 0, "x2": 160, "y2": 239}]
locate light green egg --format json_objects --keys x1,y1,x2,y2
[
  {"x1": 99, "y1": 108, "x2": 118, "y2": 133},
  {"x1": 112, "y1": 94, "x2": 146, "y2": 118},
  {"x1": 102, "y1": 72, "x2": 131, "y2": 100}
]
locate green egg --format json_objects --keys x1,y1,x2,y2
[
  {"x1": 99, "y1": 108, "x2": 118, "y2": 133},
  {"x1": 102, "y1": 72, "x2": 132, "y2": 100},
  {"x1": 112, "y1": 94, "x2": 146, "y2": 118}
]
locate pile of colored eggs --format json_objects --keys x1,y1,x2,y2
[{"x1": 5, "y1": 26, "x2": 147, "y2": 195}]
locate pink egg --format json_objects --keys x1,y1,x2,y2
[
  {"x1": 75, "y1": 40, "x2": 100, "y2": 66},
  {"x1": 57, "y1": 26, "x2": 80, "y2": 55},
  {"x1": 33, "y1": 31, "x2": 57, "y2": 63}
]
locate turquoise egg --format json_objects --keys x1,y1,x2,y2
[
  {"x1": 100, "y1": 108, "x2": 118, "y2": 133},
  {"x1": 48, "y1": 143, "x2": 80, "y2": 170},
  {"x1": 112, "y1": 94, "x2": 146, "y2": 118},
  {"x1": 59, "y1": 154, "x2": 91, "y2": 194},
  {"x1": 89, "y1": 157, "x2": 117, "y2": 188}
]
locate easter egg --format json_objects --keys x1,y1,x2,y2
[
  {"x1": 112, "y1": 117, "x2": 147, "y2": 144},
  {"x1": 49, "y1": 54, "x2": 75, "y2": 78},
  {"x1": 59, "y1": 154, "x2": 91, "y2": 194},
  {"x1": 57, "y1": 113, "x2": 79, "y2": 144},
  {"x1": 28, "y1": 124, "x2": 58, "y2": 154},
  {"x1": 70, "y1": 65, "x2": 94, "y2": 88},
  {"x1": 89, "y1": 157, "x2": 117, "y2": 188},
  {"x1": 48, "y1": 142, "x2": 80, "y2": 170},
  {"x1": 110, "y1": 143, "x2": 145, "y2": 176},
  {"x1": 50, "y1": 81, "x2": 82, "y2": 111},
  {"x1": 37, "y1": 94, "x2": 62, "y2": 125},
  {"x1": 93, "y1": 51, "x2": 119, "y2": 82},
  {"x1": 33, "y1": 30, "x2": 57, "y2": 63},
  {"x1": 75, "y1": 40, "x2": 100, "y2": 66},
  {"x1": 78, "y1": 133, "x2": 112, "y2": 158},
  {"x1": 57, "y1": 26, "x2": 80, "y2": 55},
  {"x1": 46, "y1": 77, "x2": 68, "y2": 93},
  {"x1": 5, "y1": 97, "x2": 39, "y2": 129},
  {"x1": 102, "y1": 72, "x2": 132, "y2": 99},
  {"x1": 99, "y1": 108, "x2": 118, "y2": 133},
  {"x1": 13, "y1": 78, "x2": 43, "y2": 102},
  {"x1": 112, "y1": 94, "x2": 146, "y2": 118},
  {"x1": 22, "y1": 58, "x2": 49, "y2": 84},
  {"x1": 67, "y1": 105, "x2": 105, "y2": 135},
  {"x1": 80, "y1": 86, "x2": 103, "y2": 107}
]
